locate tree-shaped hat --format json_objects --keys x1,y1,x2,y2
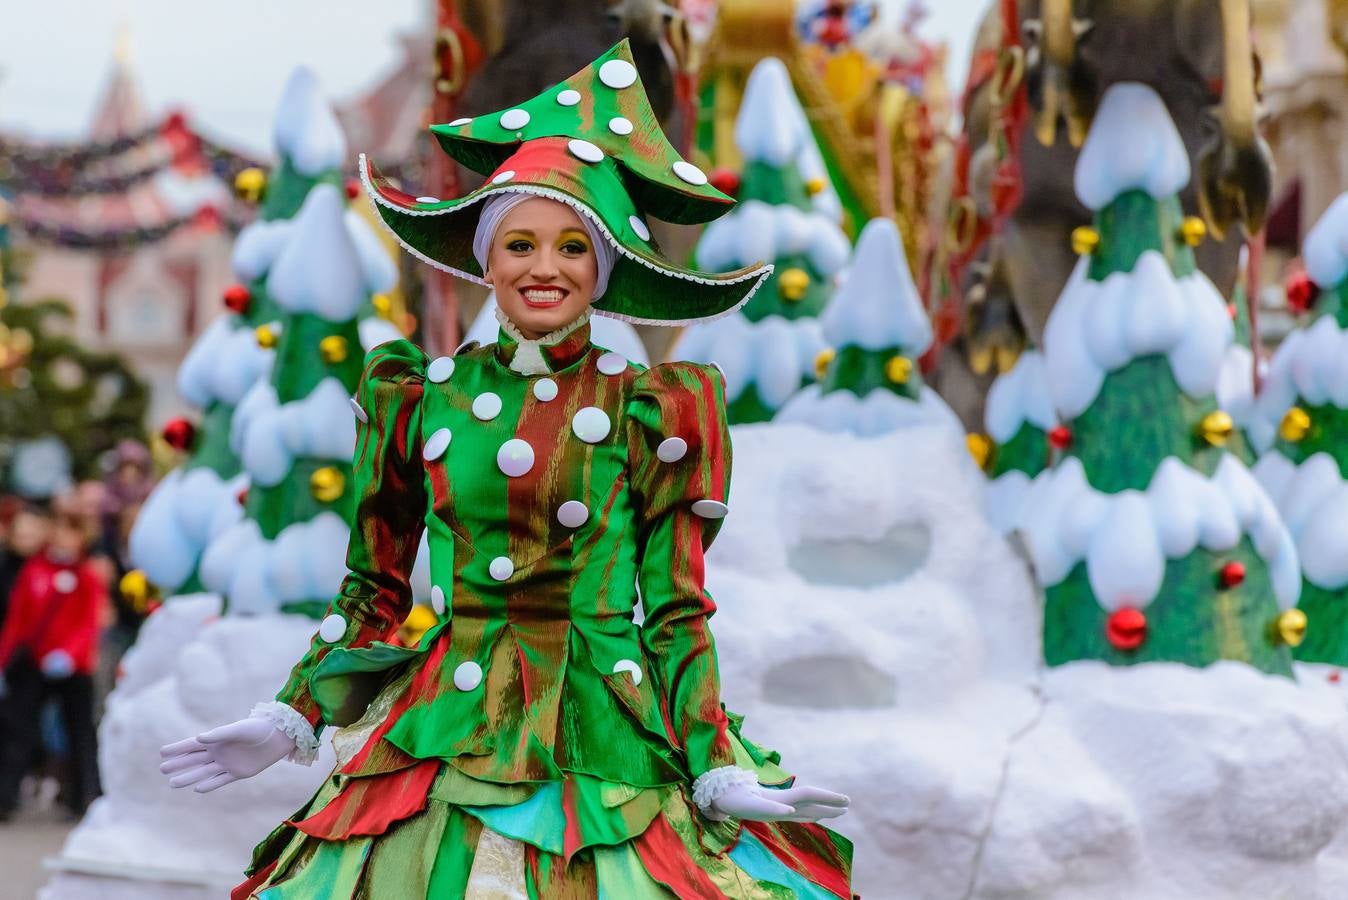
[{"x1": 361, "y1": 40, "x2": 771, "y2": 326}]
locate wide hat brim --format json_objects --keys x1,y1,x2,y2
[{"x1": 361, "y1": 138, "x2": 771, "y2": 326}]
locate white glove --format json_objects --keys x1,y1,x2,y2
[
  {"x1": 159, "y1": 717, "x2": 296, "y2": 793},
  {"x1": 709, "y1": 781, "x2": 850, "y2": 823},
  {"x1": 40, "y1": 649, "x2": 75, "y2": 679}
]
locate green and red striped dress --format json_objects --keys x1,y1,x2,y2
[{"x1": 236, "y1": 318, "x2": 853, "y2": 898}]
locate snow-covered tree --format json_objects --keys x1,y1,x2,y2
[
  {"x1": 128, "y1": 67, "x2": 399, "y2": 598},
  {"x1": 980, "y1": 349, "x2": 1057, "y2": 533},
  {"x1": 777, "y1": 217, "x2": 956, "y2": 435},
  {"x1": 1022, "y1": 83, "x2": 1301, "y2": 674},
  {"x1": 1250, "y1": 192, "x2": 1348, "y2": 665},
  {"x1": 672, "y1": 56, "x2": 850, "y2": 423}
]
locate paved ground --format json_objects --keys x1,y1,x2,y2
[{"x1": 0, "y1": 804, "x2": 76, "y2": 899}]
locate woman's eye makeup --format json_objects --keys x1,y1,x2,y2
[{"x1": 505, "y1": 239, "x2": 534, "y2": 252}]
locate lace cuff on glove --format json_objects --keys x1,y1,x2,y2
[
  {"x1": 250, "y1": 701, "x2": 320, "y2": 766},
  {"x1": 691, "y1": 765, "x2": 759, "y2": 822}
]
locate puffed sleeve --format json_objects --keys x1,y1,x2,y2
[
  {"x1": 265, "y1": 339, "x2": 429, "y2": 741},
  {"x1": 625, "y1": 361, "x2": 737, "y2": 780}
]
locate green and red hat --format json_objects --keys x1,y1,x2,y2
[{"x1": 360, "y1": 40, "x2": 770, "y2": 326}]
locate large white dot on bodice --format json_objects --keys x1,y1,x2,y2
[
  {"x1": 473, "y1": 392, "x2": 503, "y2": 421},
  {"x1": 497, "y1": 439, "x2": 535, "y2": 477},
  {"x1": 572, "y1": 406, "x2": 611, "y2": 444}
]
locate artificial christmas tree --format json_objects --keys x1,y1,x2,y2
[
  {"x1": 672, "y1": 57, "x2": 850, "y2": 422},
  {"x1": 980, "y1": 348, "x2": 1057, "y2": 533},
  {"x1": 1020, "y1": 83, "x2": 1300, "y2": 674},
  {"x1": 128, "y1": 67, "x2": 399, "y2": 597},
  {"x1": 777, "y1": 217, "x2": 957, "y2": 436},
  {"x1": 1250, "y1": 192, "x2": 1348, "y2": 664}
]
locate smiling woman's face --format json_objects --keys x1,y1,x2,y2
[{"x1": 484, "y1": 197, "x2": 600, "y2": 340}]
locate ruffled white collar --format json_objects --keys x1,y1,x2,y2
[{"x1": 495, "y1": 305, "x2": 593, "y2": 376}]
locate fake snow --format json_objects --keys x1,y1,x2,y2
[
  {"x1": 1074, "y1": 82, "x2": 1191, "y2": 211},
  {"x1": 776, "y1": 381, "x2": 961, "y2": 437},
  {"x1": 707, "y1": 423, "x2": 1348, "y2": 899},
  {"x1": 821, "y1": 217, "x2": 930, "y2": 354},
  {"x1": 985, "y1": 350, "x2": 1056, "y2": 443},
  {"x1": 1043, "y1": 254, "x2": 1232, "y2": 418},
  {"x1": 199, "y1": 513, "x2": 350, "y2": 615},
  {"x1": 1248, "y1": 315, "x2": 1348, "y2": 452},
  {"x1": 233, "y1": 212, "x2": 398, "y2": 295},
  {"x1": 1019, "y1": 455, "x2": 1299, "y2": 610},
  {"x1": 1254, "y1": 452, "x2": 1348, "y2": 590},
  {"x1": 232, "y1": 377, "x2": 357, "y2": 488},
  {"x1": 127, "y1": 469, "x2": 246, "y2": 594},
  {"x1": 271, "y1": 66, "x2": 347, "y2": 178},
  {"x1": 671, "y1": 312, "x2": 824, "y2": 409},
  {"x1": 266, "y1": 185, "x2": 367, "y2": 322},
  {"x1": 695, "y1": 199, "x2": 850, "y2": 280},
  {"x1": 176, "y1": 315, "x2": 273, "y2": 410},
  {"x1": 1304, "y1": 192, "x2": 1348, "y2": 288}
]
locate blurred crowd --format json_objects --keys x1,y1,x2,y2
[{"x1": 0, "y1": 441, "x2": 154, "y2": 822}]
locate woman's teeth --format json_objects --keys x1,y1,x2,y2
[{"x1": 523, "y1": 288, "x2": 565, "y2": 304}]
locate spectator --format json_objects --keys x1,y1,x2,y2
[
  {"x1": 0, "y1": 511, "x2": 106, "y2": 820},
  {"x1": 0, "y1": 502, "x2": 51, "y2": 630}
]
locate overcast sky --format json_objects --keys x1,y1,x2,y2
[{"x1": 0, "y1": 0, "x2": 987, "y2": 155}]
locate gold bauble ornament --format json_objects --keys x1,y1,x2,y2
[
  {"x1": 1071, "y1": 226, "x2": 1100, "y2": 256},
  {"x1": 967, "y1": 433, "x2": 993, "y2": 471},
  {"x1": 1280, "y1": 406, "x2": 1311, "y2": 443},
  {"x1": 885, "y1": 355, "x2": 913, "y2": 385},
  {"x1": 372, "y1": 294, "x2": 393, "y2": 319},
  {"x1": 1179, "y1": 216, "x2": 1208, "y2": 247},
  {"x1": 234, "y1": 167, "x2": 268, "y2": 203},
  {"x1": 814, "y1": 347, "x2": 836, "y2": 381},
  {"x1": 1274, "y1": 608, "x2": 1308, "y2": 647},
  {"x1": 778, "y1": 268, "x2": 811, "y2": 302},
  {"x1": 805, "y1": 177, "x2": 827, "y2": 197},
  {"x1": 119, "y1": 569, "x2": 154, "y2": 613},
  {"x1": 319, "y1": 335, "x2": 349, "y2": 364},
  {"x1": 1198, "y1": 410, "x2": 1234, "y2": 447},
  {"x1": 255, "y1": 324, "x2": 278, "y2": 349},
  {"x1": 310, "y1": 466, "x2": 346, "y2": 503}
]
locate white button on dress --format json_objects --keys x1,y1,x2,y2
[{"x1": 453, "y1": 661, "x2": 483, "y2": 691}]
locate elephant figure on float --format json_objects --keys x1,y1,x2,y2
[{"x1": 932, "y1": 0, "x2": 1272, "y2": 429}]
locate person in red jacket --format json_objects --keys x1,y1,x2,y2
[{"x1": 0, "y1": 511, "x2": 107, "y2": 819}]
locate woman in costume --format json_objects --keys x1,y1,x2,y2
[{"x1": 160, "y1": 41, "x2": 853, "y2": 898}]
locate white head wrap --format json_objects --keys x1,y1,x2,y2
[{"x1": 472, "y1": 192, "x2": 616, "y2": 300}]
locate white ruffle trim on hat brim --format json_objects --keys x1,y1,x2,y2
[
  {"x1": 359, "y1": 154, "x2": 773, "y2": 328},
  {"x1": 250, "y1": 700, "x2": 321, "y2": 766}
]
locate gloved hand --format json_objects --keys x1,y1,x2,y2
[
  {"x1": 159, "y1": 717, "x2": 296, "y2": 793},
  {"x1": 710, "y1": 782, "x2": 850, "y2": 823},
  {"x1": 40, "y1": 650, "x2": 75, "y2": 679}
]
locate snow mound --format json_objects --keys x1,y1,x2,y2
[
  {"x1": 1248, "y1": 316, "x2": 1348, "y2": 452},
  {"x1": 199, "y1": 513, "x2": 350, "y2": 616},
  {"x1": 986, "y1": 468, "x2": 1037, "y2": 534},
  {"x1": 775, "y1": 382, "x2": 960, "y2": 437},
  {"x1": 344, "y1": 210, "x2": 398, "y2": 295},
  {"x1": 1304, "y1": 192, "x2": 1348, "y2": 288},
  {"x1": 266, "y1": 185, "x2": 366, "y2": 321},
  {"x1": 233, "y1": 377, "x2": 357, "y2": 488},
  {"x1": 177, "y1": 316, "x2": 274, "y2": 410},
  {"x1": 358, "y1": 316, "x2": 405, "y2": 352},
  {"x1": 822, "y1": 217, "x2": 930, "y2": 353},
  {"x1": 1074, "y1": 82, "x2": 1191, "y2": 211},
  {"x1": 672, "y1": 312, "x2": 823, "y2": 408},
  {"x1": 272, "y1": 66, "x2": 347, "y2": 178},
  {"x1": 985, "y1": 349, "x2": 1056, "y2": 443},
  {"x1": 465, "y1": 293, "x2": 651, "y2": 366},
  {"x1": 1021, "y1": 455, "x2": 1300, "y2": 610},
  {"x1": 695, "y1": 199, "x2": 850, "y2": 278},
  {"x1": 128, "y1": 468, "x2": 246, "y2": 593},
  {"x1": 46, "y1": 614, "x2": 335, "y2": 893},
  {"x1": 1254, "y1": 452, "x2": 1348, "y2": 590},
  {"x1": 1043, "y1": 254, "x2": 1232, "y2": 418},
  {"x1": 710, "y1": 423, "x2": 1348, "y2": 898},
  {"x1": 1217, "y1": 343, "x2": 1257, "y2": 428}
]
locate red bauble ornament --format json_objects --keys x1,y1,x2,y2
[
  {"x1": 1226, "y1": 303, "x2": 1238, "y2": 321},
  {"x1": 235, "y1": 486, "x2": 249, "y2": 506},
  {"x1": 1286, "y1": 271, "x2": 1319, "y2": 314},
  {"x1": 345, "y1": 178, "x2": 361, "y2": 200},
  {"x1": 1218, "y1": 560, "x2": 1246, "y2": 589},
  {"x1": 223, "y1": 283, "x2": 252, "y2": 314},
  {"x1": 161, "y1": 417, "x2": 196, "y2": 452},
  {"x1": 1106, "y1": 607, "x2": 1147, "y2": 651},
  {"x1": 1048, "y1": 425, "x2": 1073, "y2": 451},
  {"x1": 1330, "y1": 671, "x2": 1342, "y2": 684},
  {"x1": 708, "y1": 167, "x2": 741, "y2": 198}
]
